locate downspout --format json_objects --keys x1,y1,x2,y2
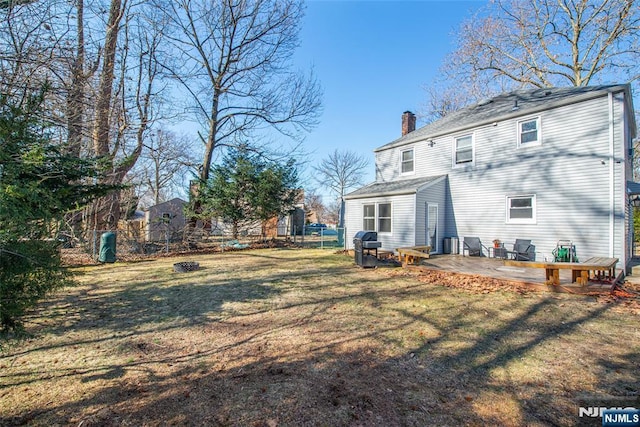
[
  {"x1": 608, "y1": 93, "x2": 615, "y2": 257},
  {"x1": 414, "y1": 193, "x2": 420, "y2": 247}
]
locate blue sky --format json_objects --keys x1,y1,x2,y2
[{"x1": 295, "y1": 0, "x2": 485, "y2": 195}]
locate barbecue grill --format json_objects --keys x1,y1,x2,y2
[{"x1": 353, "y1": 230, "x2": 381, "y2": 267}]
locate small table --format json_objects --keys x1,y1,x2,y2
[{"x1": 489, "y1": 245, "x2": 507, "y2": 259}]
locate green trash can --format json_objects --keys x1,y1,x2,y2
[
  {"x1": 337, "y1": 228, "x2": 345, "y2": 248},
  {"x1": 99, "y1": 231, "x2": 116, "y2": 263}
]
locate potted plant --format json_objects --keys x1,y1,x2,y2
[{"x1": 493, "y1": 239, "x2": 502, "y2": 248}]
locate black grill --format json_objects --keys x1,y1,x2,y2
[
  {"x1": 353, "y1": 231, "x2": 381, "y2": 267},
  {"x1": 362, "y1": 241, "x2": 382, "y2": 249}
]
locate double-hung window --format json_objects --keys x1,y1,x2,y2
[
  {"x1": 517, "y1": 117, "x2": 541, "y2": 147},
  {"x1": 506, "y1": 195, "x2": 536, "y2": 224},
  {"x1": 378, "y1": 203, "x2": 391, "y2": 233},
  {"x1": 363, "y1": 204, "x2": 376, "y2": 230},
  {"x1": 362, "y1": 202, "x2": 392, "y2": 233},
  {"x1": 401, "y1": 149, "x2": 414, "y2": 174},
  {"x1": 454, "y1": 134, "x2": 473, "y2": 165}
]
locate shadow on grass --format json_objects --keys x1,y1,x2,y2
[{"x1": 1, "y1": 250, "x2": 637, "y2": 426}]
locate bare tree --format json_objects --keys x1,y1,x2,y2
[
  {"x1": 88, "y1": 0, "x2": 170, "y2": 231},
  {"x1": 0, "y1": 0, "x2": 99, "y2": 154},
  {"x1": 425, "y1": 0, "x2": 640, "y2": 119},
  {"x1": 324, "y1": 198, "x2": 341, "y2": 226},
  {"x1": 65, "y1": 0, "x2": 98, "y2": 157},
  {"x1": 304, "y1": 188, "x2": 326, "y2": 224},
  {"x1": 0, "y1": 0, "x2": 172, "y2": 233},
  {"x1": 133, "y1": 128, "x2": 198, "y2": 207},
  {"x1": 0, "y1": 0, "x2": 67, "y2": 109},
  {"x1": 157, "y1": 0, "x2": 322, "y2": 189},
  {"x1": 313, "y1": 149, "x2": 369, "y2": 227}
]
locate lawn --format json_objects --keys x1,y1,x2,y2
[{"x1": 1, "y1": 248, "x2": 638, "y2": 426}]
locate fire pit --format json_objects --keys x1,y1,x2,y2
[{"x1": 173, "y1": 261, "x2": 200, "y2": 273}]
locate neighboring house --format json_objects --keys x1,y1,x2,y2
[
  {"x1": 207, "y1": 189, "x2": 306, "y2": 237},
  {"x1": 344, "y1": 85, "x2": 637, "y2": 273},
  {"x1": 118, "y1": 210, "x2": 146, "y2": 241},
  {"x1": 145, "y1": 198, "x2": 187, "y2": 242}
]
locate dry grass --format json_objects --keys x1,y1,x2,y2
[{"x1": 1, "y1": 248, "x2": 638, "y2": 426}]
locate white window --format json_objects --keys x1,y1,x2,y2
[
  {"x1": 506, "y1": 195, "x2": 536, "y2": 224},
  {"x1": 378, "y1": 203, "x2": 391, "y2": 233},
  {"x1": 518, "y1": 117, "x2": 541, "y2": 147},
  {"x1": 454, "y1": 134, "x2": 474, "y2": 165},
  {"x1": 363, "y1": 204, "x2": 375, "y2": 230},
  {"x1": 362, "y1": 202, "x2": 392, "y2": 233},
  {"x1": 400, "y1": 149, "x2": 414, "y2": 174}
]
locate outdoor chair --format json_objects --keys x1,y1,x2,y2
[
  {"x1": 507, "y1": 239, "x2": 536, "y2": 261},
  {"x1": 462, "y1": 237, "x2": 488, "y2": 257}
]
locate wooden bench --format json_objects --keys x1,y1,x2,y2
[
  {"x1": 505, "y1": 257, "x2": 618, "y2": 286},
  {"x1": 396, "y1": 246, "x2": 431, "y2": 266}
]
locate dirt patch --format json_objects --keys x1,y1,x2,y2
[{"x1": 2, "y1": 249, "x2": 638, "y2": 426}]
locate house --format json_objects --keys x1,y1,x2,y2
[
  {"x1": 344, "y1": 85, "x2": 637, "y2": 273},
  {"x1": 205, "y1": 188, "x2": 306, "y2": 237},
  {"x1": 144, "y1": 198, "x2": 188, "y2": 242}
]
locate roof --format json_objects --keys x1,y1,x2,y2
[
  {"x1": 344, "y1": 175, "x2": 446, "y2": 200},
  {"x1": 376, "y1": 84, "x2": 636, "y2": 153},
  {"x1": 145, "y1": 197, "x2": 188, "y2": 210},
  {"x1": 627, "y1": 181, "x2": 640, "y2": 196}
]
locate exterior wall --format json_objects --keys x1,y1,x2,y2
[
  {"x1": 343, "y1": 179, "x2": 447, "y2": 253},
  {"x1": 344, "y1": 194, "x2": 416, "y2": 252},
  {"x1": 369, "y1": 91, "x2": 632, "y2": 269},
  {"x1": 415, "y1": 179, "x2": 447, "y2": 253},
  {"x1": 614, "y1": 91, "x2": 634, "y2": 272},
  {"x1": 145, "y1": 198, "x2": 187, "y2": 241}
]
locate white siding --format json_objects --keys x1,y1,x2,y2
[
  {"x1": 415, "y1": 179, "x2": 447, "y2": 252},
  {"x1": 370, "y1": 92, "x2": 632, "y2": 267},
  {"x1": 344, "y1": 194, "x2": 415, "y2": 252}
]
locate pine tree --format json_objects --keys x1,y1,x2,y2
[{"x1": 0, "y1": 92, "x2": 114, "y2": 333}]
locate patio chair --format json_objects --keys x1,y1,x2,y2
[
  {"x1": 507, "y1": 239, "x2": 536, "y2": 261},
  {"x1": 462, "y1": 237, "x2": 488, "y2": 257}
]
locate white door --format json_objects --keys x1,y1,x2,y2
[{"x1": 427, "y1": 203, "x2": 438, "y2": 253}]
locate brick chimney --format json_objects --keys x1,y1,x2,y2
[{"x1": 402, "y1": 111, "x2": 416, "y2": 136}]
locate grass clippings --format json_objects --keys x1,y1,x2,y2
[{"x1": 1, "y1": 248, "x2": 638, "y2": 426}]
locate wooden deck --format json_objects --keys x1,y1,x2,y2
[{"x1": 401, "y1": 254, "x2": 623, "y2": 294}]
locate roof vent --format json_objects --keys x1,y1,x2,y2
[{"x1": 511, "y1": 100, "x2": 520, "y2": 111}]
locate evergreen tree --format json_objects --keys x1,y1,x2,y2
[
  {"x1": 0, "y1": 93, "x2": 114, "y2": 333},
  {"x1": 201, "y1": 148, "x2": 298, "y2": 239}
]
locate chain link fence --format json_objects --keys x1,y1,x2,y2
[
  {"x1": 293, "y1": 227, "x2": 346, "y2": 250},
  {"x1": 59, "y1": 224, "x2": 347, "y2": 264}
]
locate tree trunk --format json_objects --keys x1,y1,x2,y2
[
  {"x1": 89, "y1": 0, "x2": 125, "y2": 232},
  {"x1": 92, "y1": 0, "x2": 124, "y2": 157},
  {"x1": 65, "y1": 0, "x2": 86, "y2": 157}
]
